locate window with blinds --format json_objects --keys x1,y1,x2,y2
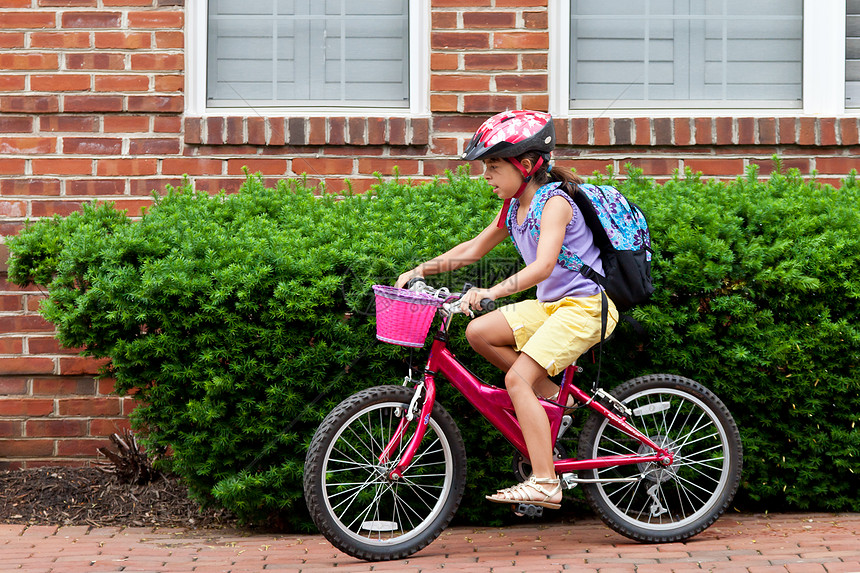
[
  {"x1": 570, "y1": 0, "x2": 803, "y2": 109},
  {"x1": 207, "y1": 0, "x2": 409, "y2": 108},
  {"x1": 848, "y1": 1, "x2": 860, "y2": 108}
]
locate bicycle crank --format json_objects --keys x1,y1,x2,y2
[{"x1": 511, "y1": 444, "x2": 567, "y2": 483}]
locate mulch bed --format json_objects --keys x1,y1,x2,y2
[{"x1": 0, "y1": 467, "x2": 236, "y2": 528}]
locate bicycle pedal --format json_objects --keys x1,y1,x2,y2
[{"x1": 514, "y1": 503, "x2": 543, "y2": 518}]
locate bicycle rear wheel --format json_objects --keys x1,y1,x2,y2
[
  {"x1": 578, "y1": 374, "x2": 743, "y2": 543},
  {"x1": 303, "y1": 385, "x2": 466, "y2": 561}
]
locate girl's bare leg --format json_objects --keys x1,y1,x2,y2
[
  {"x1": 465, "y1": 310, "x2": 560, "y2": 400},
  {"x1": 502, "y1": 352, "x2": 559, "y2": 480},
  {"x1": 466, "y1": 311, "x2": 563, "y2": 505}
]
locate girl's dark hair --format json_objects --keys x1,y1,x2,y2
[{"x1": 516, "y1": 151, "x2": 583, "y2": 192}]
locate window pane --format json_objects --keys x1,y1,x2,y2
[
  {"x1": 570, "y1": 0, "x2": 803, "y2": 109},
  {"x1": 208, "y1": 0, "x2": 409, "y2": 108},
  {"x1": 847, "y1": 0, "x2": 860, "y2": 107}
]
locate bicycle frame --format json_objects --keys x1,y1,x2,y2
[{"x1": 385, "y1": 311, "x2": 673, "y2": 482}]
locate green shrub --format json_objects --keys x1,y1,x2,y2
[
  {"x1": 7, "y1": 171, "x2": 522, "y2": 526},
  {"x1": 7, "y1": 165, "x2": 860, "y2": 528}
]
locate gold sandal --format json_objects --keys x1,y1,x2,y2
[{"x1": 485, "y1": 476, "x2": 562, "y2": 509}]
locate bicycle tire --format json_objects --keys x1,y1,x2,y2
[
  {"x1": 578, "y1": 373, "x2": 743, "y2": 543},
  {"x1": 303, "y1": 385, "x2": 467, "y2": 561}
]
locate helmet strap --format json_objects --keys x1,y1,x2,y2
[{"x1": 496, "y1": 155, "x2": 545, "y2": 228}]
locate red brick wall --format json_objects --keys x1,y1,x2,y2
[
  {"x1": 0, "y1": 268, "x2": 131, "y2": 467},
  {"x1": 1, "y1": 0, "x2": 859, "y2": 465}
]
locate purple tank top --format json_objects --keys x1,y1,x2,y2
[{"x1": 506, "y1": 182, "x2": 603, "y2": 302}]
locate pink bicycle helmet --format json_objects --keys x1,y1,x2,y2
[
  {"x1": 463, "y1": 110, "x2": 556, "y2": 227},
  {"x1": 462, "y1": 110, "x2": 555, "y2": 161}
]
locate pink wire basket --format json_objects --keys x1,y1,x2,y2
[{"x1": 372, "y1": 285, "x2": 444, "y2": 347}]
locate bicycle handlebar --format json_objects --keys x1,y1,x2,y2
[{"x1": 405, "y1": 278, "x2": 495, "y2": 314}]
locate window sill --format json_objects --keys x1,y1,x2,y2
[
  {"x1": 554, "y1": 116, "x2": 860, "y2": 147},
  {"x1": 183, "y1": 116, "x2": 430, "y2": 147}
]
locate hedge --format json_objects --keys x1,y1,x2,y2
[{"x1": 7, "y1": 164, "x2": 859, "y2": 527}]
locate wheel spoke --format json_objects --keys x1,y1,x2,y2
[
  {"x1": 675, "y1": 457, "x2": 725, "y2": 480},
  {"x1": 595, "y1": 434, "x2": 640, "y2": 457},
  {"x1": 331, "y1": 473, "x2": 384, "y2": 516},
  {"x1": 389, "y1": 482, "x2": 426, "y2": 527},
  {"x1": 601, "y1": 478, "x2": 639, "y2": 502},
  {"x1": 671, "y1": 411, "x2": 709, "y2": 451},
  {"x1": 325, "y1": 455, "x2": 378, "y2": 472},
  {"x1": 354, "y1": 414, "x2": 384, "y2": 458},
  {"x1": 661, "y1": 396, "x2": 684, "y2": 440},
  {"x1": 340, "y1": 425, "x2": 377, "y2": 468},
  {"x1": 673, "y1": 430, "x2": 721, "y2": 454},
  {"x1": 671, "y1": 470, "x2": 718, "y2": 499},
  {"x1": 397, "y1": 477, "x2": 446, "y2": 511},
  {"x1": 400, "y1": 437, "x2": 442, "y2": 468},
  {"x1": 347, "y1": 482, "x2": 389, "y2": 532},
  {"x1": 326, "y1": 480, "x2": 382, "y2": 492}
]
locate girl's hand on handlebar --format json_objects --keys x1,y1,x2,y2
[
  {"x1": 459, "y1": 287, "x2": 495, "y2": 315},
  {"x1": 395, "y1": 269, "x2": 422, "y2": 289}
]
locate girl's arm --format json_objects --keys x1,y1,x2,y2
[
  {"x1": 461, "y1": 195, "x2": 573, "y2": 309},
  {"x1": 395, "y1": 210, "x2": 510, "y2": 288}
]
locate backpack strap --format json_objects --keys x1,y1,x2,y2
[
  {"x1": 591, "y1": 288, "x2": 608, "y2": 392},
  {"x1": 505, "y1": 183, "x2": 588, "y2": 272}
]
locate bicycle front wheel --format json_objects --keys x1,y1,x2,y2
[
  {"x1": 578, "y1": 374, "x2": 743, "y2": 543},
  {"x1": 303, "y1": 385, "x2": 467, "y2": 561}
]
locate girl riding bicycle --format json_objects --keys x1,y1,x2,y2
[{"x1": 395, "y1": 110, "x2": 620, "y2": 509}]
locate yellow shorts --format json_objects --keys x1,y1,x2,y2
[{"x1": 500, "y1": 293, "x2": 619, "y2": 376}]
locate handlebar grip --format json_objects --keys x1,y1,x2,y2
[
  {"x1": 406, "y1": 277, "x2": 426, "y2": 290},
  {"x1": 480, "y1": 298, "x2": 496, "y2": 312}
]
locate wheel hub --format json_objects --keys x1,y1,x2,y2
[{"x1": 637, "y1": 436, "x2": 679, "y2": 483}]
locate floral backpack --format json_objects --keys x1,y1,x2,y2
[
  {"x1": 564, "y1": 182, "x2": 654, "y2": 387},
  {"x1": 567, "y1": 183, "x2": 654, "y2": 312}
]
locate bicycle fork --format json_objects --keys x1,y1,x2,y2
[{"x1": 379, "y1": 376, "x2": 437, "y2": 481}]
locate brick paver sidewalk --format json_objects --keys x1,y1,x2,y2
[{"x1": 3, "y1": 512, "x2": 859, "y2": 572}]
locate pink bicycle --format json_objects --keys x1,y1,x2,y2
[{"x1": 303, "y1": 281, "x2": 743, "y2": 561}]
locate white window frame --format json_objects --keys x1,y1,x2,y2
[
  {"x1": 186, "y1": 0, "x2": 430, "y2": 117},
  {"x1": 550, "y1": 0, "x2": 849, "y2": 118}
]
